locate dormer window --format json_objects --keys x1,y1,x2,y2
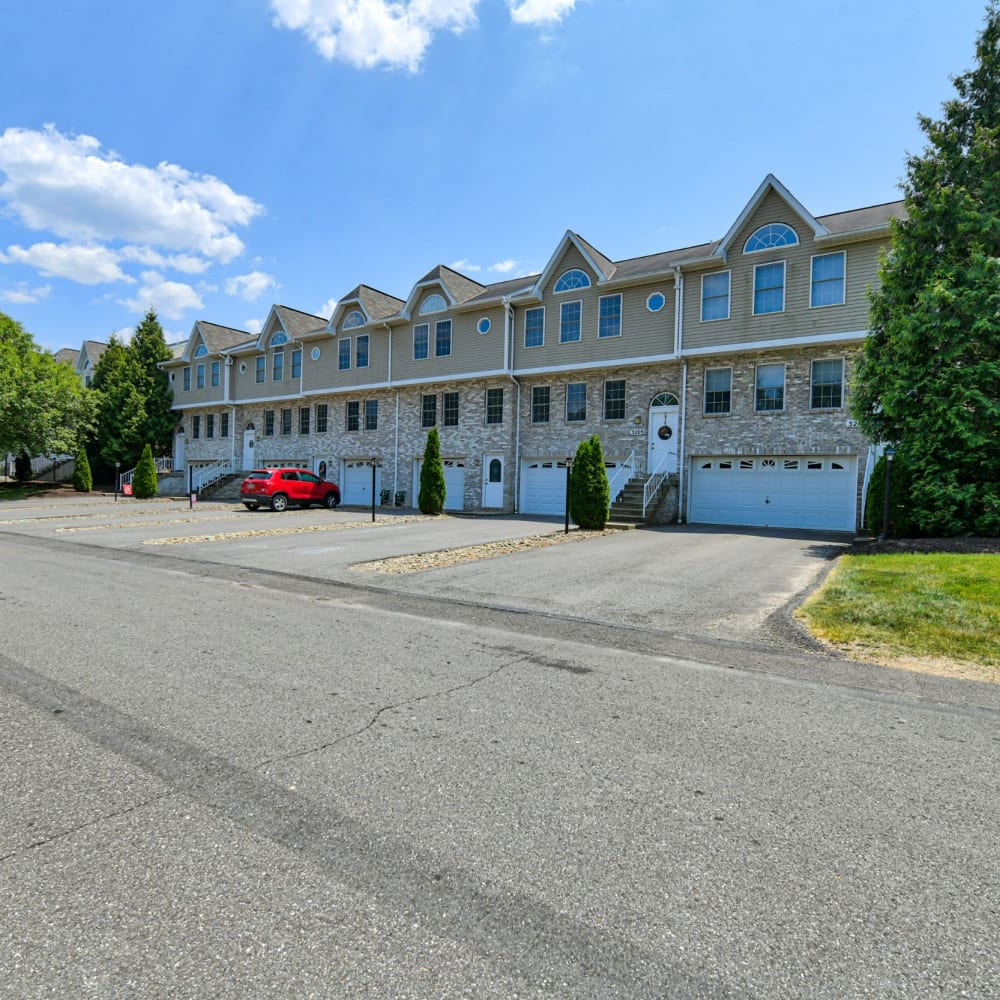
[
  {"x1": 270, "y1": 330, "x2": 289, "y2": 347},
  {"x1": 419, "y1": 293, "x2": 448, "y2": 315},
  {"x1": 744, "y1": 223, "x2": 798, "y2": 253},
  {"x1": 194, "y1": 344, "x2": 208, "y2": 358},
  {"x1": 554, "y1": 269, "x2": 591, "y2": 293},
  {"x1": 342, "y1": 310, "x2": 366, "y2": 330}
]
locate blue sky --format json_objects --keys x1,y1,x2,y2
[{"x1": 0, "y1": 0, "x2": 991, "y2": 353}]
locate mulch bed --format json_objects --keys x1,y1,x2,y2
[{"x1": 851, "y1": 537, "x2": 1000, "y2": 556}]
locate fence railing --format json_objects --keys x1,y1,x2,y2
[{"x1": 119, "y1": 456, "x2": 174, "y2": 492}]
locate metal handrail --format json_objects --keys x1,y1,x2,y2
[
  {"x1": 606, "y1": 449, "x2": 638, "y2": 508},
  {"x1": 642, "y1": 450, "x2": 676, "y2": 518},
  {"x1": 191, "y1": 457, "x2": 235, "y2": 493},
  {"x1": 119, "y1": 456, "x2": 173, "y2": 491}
]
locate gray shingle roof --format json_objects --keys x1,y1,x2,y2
[
  {"x1": 196, "y1": 321, "x2": 252, "y2": 353},
  {"x1": 274, "y1": 305, "x2": 327, "y2": 338}
]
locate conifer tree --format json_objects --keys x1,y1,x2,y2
[
  {"x1": 132, "y1": 443, "x2": 158, "y2": 499},
  {"x1": 130, "y1": 309, "x2": 175, "y2": 456},
  {"x1": 72, "y1": 447, "x2": 93, "y2": 492},
  {"x1": 852, "y1": 3, "x2": 1000, "y2": 535},
  {"x1": 569, "y1": 435, "x2": 610, "y2": 530},
  {"x1": 418, "y1": 427, "x2": 446, "y2": 514}
]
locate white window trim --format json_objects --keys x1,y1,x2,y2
[
  {"x1": 272, "y1": 351, "x2": 284, "y2": 381},
  {"x1": 700, "y1": 270, "x2": 731, "y2": 322},
  {"x1": 553, "y1": 268, "x2": 592, "y2": 294},
  {"x1": 565, "y1": 382, "x2": 587, "y2": 422},
  {"x1": 355, "y1": 334, "x2": 370, "y2": 369},
  {"x1": 809, "y1": 357, "x2": 845, "y2": 410},
  {"x1": 559, "y1": 299, "x2": 583, "y2": 344},
  {"x1": 754, "y1": 362, "x2": 787, "y2": 413},
  {"x1": 435, "y1": 319, "x2": 452, "y2": 358},
  {"x1": 413, "y1": 323, "x2": 430, "y2": 361},
  {"x1": 598, "y1": 293, "x2": 623, "y2": 339},
  {"x1": 752, "y1": 260, "x2": 786, "y2": 316},
  {"x1": 646, "y1": 291, "x2": 666, "y2": 313},
  {"x1": 703, "y1": 366, "x2": 733, "y2": 415},
  {"x1": 744, "y1": 223, "x2": 799, "y2": 254},
  {"x1": 524, "y1": 306, "x2": 545, "y2": 349},
  {"x1": 338, "y1": 337, "x2": 352, "y2": 371},
  {"x1": 809, "y1": 251, "x2": 847, "y2": 309},
  {"x1": 419, "y1": 293, "x2": 448, "y2": 315},
  {"x1": 342, "y1": 309, "x2": 366, "y2": 330}
]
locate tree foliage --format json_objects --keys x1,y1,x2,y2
[
  {"x1": 864, "y1": 453, "x2": 916, "y2": 538},
  {"x1": 72, "y1": 447, "x2": 93, "y2": 492},
  {"x1": 0, "y1": 311, "x2": 93, "y2": 461},
  {"x1": 418, "y1": 427, "x2": 446, "y2": 514},
  {"x1": 132, "y1": 443, "x2": 158, "y2": 499},
  {"x1": 852, "y1": 3, "x2": 1000, "y2": 535},
  {"x1": 569, "y1": 435, "x2": 610, "y2": 530}
]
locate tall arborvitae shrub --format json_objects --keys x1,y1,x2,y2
[
  {"x1": 72, "y1": 447, "x2": 93, "y2": 492},
  {"x1": 418, "y1": 427, "x2": 446, "y2": 514},
  {"x1": 132, "y1": 443, "x2": 158, "y2": 498},
  {"x1": 569, "y1": 435, "x2": 610, "y2": 530},
  {"x1": 15, "y1": 451, "x2": 31, "y2": 482},
  {"x1": 864, "y1": 452, "x2": 916, "y2": 538}
]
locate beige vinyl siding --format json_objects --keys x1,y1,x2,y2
[
  {"x1": 229, "y1": 351, "x2": 300, "y2": 402},
  {"x1": 682, "y1": 192, "x2": 889, "y2": 351},
  {"x1": 172, "y1": 366, "x2": 225, "y2": 407},
  {"x1": 513, "y1": 246, "x2": 677, "y2": 370},
  {"x1": 305, "y1": 331, "x2": 389, "y2": 390}
]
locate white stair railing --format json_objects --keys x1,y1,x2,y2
[
  {"x1": 642, "y1": 450, "x2": 676, "y2": 519},
  {"x1": 119, "y1": 456, "x2": 173, "y2": 492},
  {"x1": 190, "y1": 457, "x2": 235, "y2": 493},
  {"x1": 606, "y1": 449, "x2": 639, "y2": 508}
]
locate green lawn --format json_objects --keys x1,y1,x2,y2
[{"x1": 798, "y1": 553, "x2": 1000, "y2": 668}]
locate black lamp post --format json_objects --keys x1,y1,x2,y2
[
  {"x1": 880, "y1": 447, "x2": 896, "y2": 540},
  {"x1": 564, "y1": 455, "x2": 573, "y2": 534},
  {"x1": 114, "y1": 461, "x2": 120, "y2": 502}
]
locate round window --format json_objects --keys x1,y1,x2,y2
[
  {"x1": 646, "y1": 292, "x2": 666, "y2": 313},
  {"x1": 477, "y1": 317, "x2": 491, "y2": 335},
  {"x1": 311, "y1": 347, "x2": 321, "y2": 360},
  {"x1": 239, "y1": 362, "x2": 247, "y2": 374}
]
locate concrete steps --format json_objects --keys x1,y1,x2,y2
[{"x1": 607, "y1": 474, "x2": 679, "y2": 527}]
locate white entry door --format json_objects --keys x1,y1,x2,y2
[
  {"x1": 174, "y1": 429, "x2": 185, "y2": 472},
  {"x1": 647, "y1": 393, "x2": 679, "y2": 475},
  {"x1": 482, "y1": 454, "x2": 504, "y2": 507},
  {"x1": 242, "y1": 426, "x2": 256, "y2": 469}
]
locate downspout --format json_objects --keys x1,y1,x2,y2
[
  {"x1": 385, "y1": 323, "x2": 396, "y2": 499},
  {"x1": 224, "y1": 355, "x2": 236, "y2": 467},
  {"x1": 673, "y1": 267, "x2": 687, "y2": 523},
  {"x1": 503, "y1": 296, "x2": 522, "y2": 513},
  {"x1": 678, "y1": 361, "x2": 688, "y2": 523}
]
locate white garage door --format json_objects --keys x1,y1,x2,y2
[
  {"x1": 689, "y1": 455, "x2": 858, "y2": 532},
  {"x1": 414, "y1": 459, "x2": 466, "y2": 511},
  {"x1": 520, "y1": 459, "x2": 569, "y2": 515},
  {"x1": 342, "y1": 459, "x2": 381, "y2": 506}
]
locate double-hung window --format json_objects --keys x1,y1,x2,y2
[
  {"x1": 704, "y1": 368, "x2": 732, "y2": 414},
  {"x1": 355, "y1": 335, "x2": 369, "y2": 369},
  {"x1": 421, "y1": 394, "x2": 437, "y2": 428},
  {"x1": 485, "y1": 388, "x2": 504, "y2": 425},
  {"x1": 604, "y1": 379, "x2": 626, "y2": 421},
  {"x1": 273, "y1": 351, "x2": 284, "y2": 381},
  {"x1": 755, "y1": 363, "x2": 785, "y2": 412},
  {"x1": 701, "y1": 272, "x2": 731, "y2": 321},
  {"x1": 338, "y1": 338, "x2": 351, "y2": 371},
  {"x1": 196, "y1": 363, "x2": 205, "y2": 389},
  {"x1": 183, "y1": 366, "x2": 191, "y2": 391},
  {"x1": 299, "y1": 406, "x2": 310, "y2": 434},
  {"x1": 346, "y1": 401, "x2": 360, "y2": 432},
  {"x1": 316, "y1": 404, "x2": 328, "y2": 433},
  {"x1": 255, "y1": 356, "x2": 265, "y2": 383},
  {"x1": 598, "y1": 294, "x2": 622, "y2": 338},
  {"x1": 560, "y1": 301, "x2": 582, "y2": 343},
  {"x1": 524, "y1": 307, "x2": 544, "y2": 348},
  {"x1": 211, "y1": 360, "x2": 221, "y2": 387},
  {"x1": 281, "y1": 408, "x2": 292, "y2": 435},
  {"x1": 206, "y1": 414, "x2": 214, "y2": 439},
  {"x1": 192, "y1": 415, "x2": 200, "y2": 439},
  {"x1": 753, "y1": 262, "x2": 785, "y2": 315},
  {"x1": 811, "y1": 359, "x2": 844, "y2": 409},
  {"x1": 221, "y1": 412, "x2": 229, "y2": 438},
  {"x1": 443, "y1": 391, "x2": 459, "y2": 426},
  {"x1": 413, "y1": 324, "x2": 429, "y2": 360},
  {"x1": 566, "y1": 382, "x2": 587, "y2": 422},
  {"x1": 531, "y1": 386, "x2": 550, "y2": 424},
  {"x1": 264, "y1": 410, "x2": 275, "y2": 436},
  {"x1": 811, "y1": 252, "x2": 846, "y2": 307},
  {"x1": 435, "y1": 320, "x2": 452, "y2": 358},
  {"x1": 364, "y1": 400, "x2": 378, "y2": 431},
  {"x1": 291, "y1": 349, "x2": 302, "y2": 379}
]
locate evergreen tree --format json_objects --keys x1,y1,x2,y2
[
  {"x1": 130, "y1": 309, "x2": 175, "y2": 455},
  {"x1": 863, "y1": 453, "x2": 916, "y2": 538},
  {"x1": 418, "y1": 427, "x2": 446, "y2": 514},
  {"x1": 15, "y1": 452, "x2": 31, "y2": 483},
  {"x1": 90, "y1": 336, "x2": 146, "y2": 469},
  {"x1": 72, "y1": 447, "x2": 93, "y2": 492},
  {"x1": 132, "y1": 443, "x2": 158, "y2": 498},
  {"x1": 569, "y1": 435, "x2": 610, "y2": 530},
  {"x1": 852, "y1": 3, "x2": 1000, "y2": 535}
]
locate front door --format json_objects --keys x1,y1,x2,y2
[
  {"x1": 174, "y1": 429, "x2": 185, "y2": 472},
  {"x1": 647, "y1": 393, "x2": 679, "y2": 475},
  {"x1": 482, "y1": 454, "x2": 504, "y2": 507},
  {"x1": 242, "y1": 426, "x2": 256, "y2": 469}
]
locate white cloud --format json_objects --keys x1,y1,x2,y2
[
  {"x1": 0, "y1": 125, "x2": 262, "y2": 266},
  {"x1": 450, "y1": 258, "x2": 481, "y2": 273},
  {"x1": 225, "y1": 270, "x2": 276, "y2": 302},
  {"x1": 119, "y1": 246, "x2": 211, "y2": 275},
  {"x1": 119, "y1": 271, "x2": 204, "y2": 320},
  {"x1": 508, "y1": 0, "x2": 576, "y2": 24},
  {"x1": 489, "y1": 258, "x2": 518, "y2": 273},
  {"x1": 0, "y1": 282, "x2": 51, "y2": 305},
  {"x1": 4, "y1": 242, "x2": 131, "y2": 285},
  {"x1": 271, "y1": 0, "x2": 478, "y2": 71},
  {"x1": 318, "y1": 297, "x2": 338, "y2": 320},
  {"x1": 245, "y1": 318, "x2": 264, "y2": 335}
]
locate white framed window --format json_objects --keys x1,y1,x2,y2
[
  {"x1": 744, "y1": 223, "x2": 798, "y2": 253},
  {"x1": 194, "y1": 344, "x2": 208, "y2": 358},
  {"x1": 419, "y1": 293, "x2": 447, "y2": 315},
  {"x1": 342, "y1": 309, "x2": 365, "y2": 329},
  {"x1": 811, "y1": 251, "x2": 846, "y2": 307},
  {"x1": 554, "y1": 268, "x2": 591, "y2": 293},
  {"x1": 604, "y1": 379, "x2": 626, "y2": 421},
  {"x1": 755, "y1": 363, "x2": 785, "y2": 412},
  {"x1": 560, "y1": 301, "x2": 582, "y2": 343},
  {"x1": 272, "y1": 351, "x2": 284, "y2": 381},
  {"x1": 524, "y1": 307, "x2": 544, "y2": 348},
  {"x1": 255, "y1": 356, "x2": 265, "y2": 383},
  {"x1": 196, "y1": 363, "x2": 205, "y2": 389},
  {"x1": 598, "y1": 294, "x2": 622, "y2": 338},
  {"x1": 338, "y1": 338, "x2": 351, "y2": 371},
  {"x1": 701, "y1": 271, "x2": 731, "y2": 322},
  {"x1": 477, "y1": 317, "x2": 491, "y2": 334},
  {"x1": 413, "y1": 324, "x2": 429, "y2": 360},
  {"x1": 811, "y1": 358, "x2": 844, "y2": 409},
  {"x1": 183, "y1": 366, "x2": 191, "y2": 391},
  {"x1": 270, "y1": 330, "x2": 289, "y2": 347},
  {"x1": 211, "y1": 360, "x2": 220, "y2": 387},
  {"x1": 355, "y1": 334, "x2": 369, "y2": 369},
  {"x1": 753, "y1": 261, "x2": 785, "y2": 315},
  {"x1": 704, "y1": 367, "x2": 732, "y2": 414},
  {"x1": 435, "y1": 319, "x2": 452, "y2": 357}
]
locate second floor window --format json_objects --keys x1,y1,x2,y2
[
  {"x1": 598, "y1": 294, "x2": 622, "y2": 338},
  {"x1": 183, "y1": 367, "x2": 191, "y2": 391},
  {"x1": 435, "y1": 320, "x2": 452, "y2": 358},
  {"x1": 255, "y1": 356, "x2": 265, "y2": 383},
  {"x1": 211, "y1": 361, "x2": 221, "y2": 387},
  {"x1": 291, "y1": 349, "x2": 302, "y2": 379},
  {"x1": 560, "y1": 301, "x2": 582, "y2": 344},
  {"x1": 811, "y1": 252, "x2": 846, "y2": 307},
  {"x1": 414, "y1": 324, "x2": 429, "y2": 360},
  {"x1": 273, "y1": 351, "x2": 284, "y2": 381},
  {"x1": 701, "y1": 272, "x2": 731, "y2": 321},
  {"x1": 524, "y1": 307, "x2": 544, "y2": 348},
  {"x1": 356, "y1": 335, "x2": 369, "y2": 369},
  {"x1": 339, "y1": 339, "x2": 351, "y2": 371},
  {"x1": 196, "y1": 363, "x2": 205, "y2": 389},
  {"x1": 486, "y1": 387, "x2": 504, "y2": 425},
  {"x1": 753, "y1": 262, "x2": 785, "y2": 315}
]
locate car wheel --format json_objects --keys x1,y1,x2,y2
[
  {"x1": 243, "y1": 502, "x2": 259, "y2": 511},
  {"x1": 324, "y1": 492, "x2": 339, "y2": 509},
  {"x1": 270, "y1": 493, "x2": 288, "y2": 513}
]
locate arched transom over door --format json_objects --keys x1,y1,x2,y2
[{"x1": 647, "y1": 392, "x2": 679, "y2": 475}]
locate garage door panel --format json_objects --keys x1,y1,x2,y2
[
  {"x1": 521, "y1": 459, "x2": 567, "y2": 515},
  {"x1": 689, "y1": 456, "x2": 857, "y2": 531}
]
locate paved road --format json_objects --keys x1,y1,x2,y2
[{"x1": 1, "y1": 498, "x2": 998, "y2": 998}]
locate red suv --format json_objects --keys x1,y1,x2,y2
[{"x1": 240, "y1": 468, "x2": 341, "y2": 512}]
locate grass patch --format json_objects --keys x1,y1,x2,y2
[{"x1": 798, "y1": 553, "x2": 1000, "y2": 667}]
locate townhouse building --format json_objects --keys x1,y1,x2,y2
[{"x1": 160, "y1": 175, "x2": 903, "y2": 532}]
